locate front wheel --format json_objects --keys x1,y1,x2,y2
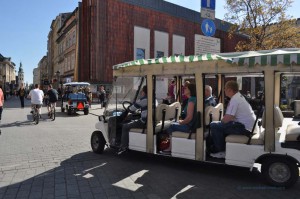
[
  {"x1": 91, "y1": 131, "x2": 106, "y2": 154},
  {"x1": 261, "y1": 157, "x2": 299, "y2": 188}
]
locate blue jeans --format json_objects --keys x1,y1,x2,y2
[
  {"x1": 210, "y1": 121, "x2": 251, "y2": 152},
  {"x1": 167, "y1": 122, "x2": 190, "y2": 134}
]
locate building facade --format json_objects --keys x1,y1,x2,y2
[
  {"x1": 0, "y1": 53, "x2": 16, "y2": 94},
  {"x1": 47, "y1": 13, "x2": 71, "y2": 88},
  {"x1": 56, "y1": 7, "x2": 79, "y2": 84},
  {"x1": 78, "y1": 0, "x2": 246, "y2": 85}
]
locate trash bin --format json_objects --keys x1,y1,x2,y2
[{"x1": 294, "y1": 100, "x2": 300, "y2": 117}]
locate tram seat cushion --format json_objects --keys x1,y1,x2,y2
[
  {"x1": 129, "y1": 102, "x2": 182, "y2": 134},
  {"x1": 285, "y1": 124, "x2": 300, "y2": 141},
  {"x1": 172, "y1": 131, "x2": 196, "y2": 139},
  {"x1": 225, "y1": 131, "x2": 264, "y2": 145}
]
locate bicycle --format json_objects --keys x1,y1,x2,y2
[
  {"x1": 48, "y1": 102, "x2": 56, "y2": 121},
  {"x1": 31, "y1": 104, "x2": 41, "y2": 124}
]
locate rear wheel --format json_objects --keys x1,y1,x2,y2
[
  {"x1": 51, "y1": 108, "x2": 55, "y2": 121},
  {"x1": 61, "y1": 107, "x2": 65, "y2": 112},
  {"x1": 35, "y1": 112, "x2": 39, "y2": 125},
  {"x1": 91, "y1": 131, "x2": 106, "y2": 154},
  {"x1": 261, "y1": 157, "x2": 299, "y2": 188},
  {"x1": 67, "y1": 108, "x2": 72, "y2": 115},
  {"x1": 84, "y1": 108, "x2": 89, "y2": 115}
]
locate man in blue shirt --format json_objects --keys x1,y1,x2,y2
[{"x1": 205, "y1": 85, "x2": 216, "y2": 107}]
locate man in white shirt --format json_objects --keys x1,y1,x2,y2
[
  {"x1": 209, "y1": 81, "x2": 256, "y2": 158},
  {"x1": 28, "y1": 84, "x2": 44, "y2": 115}
]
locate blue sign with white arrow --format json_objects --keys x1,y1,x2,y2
[
  {"x1": 201, "y1": 0, "x2": 216, "y2": 10},
  {"x1": 201, "y1": 19, "x2": 216, "y2": 37}
]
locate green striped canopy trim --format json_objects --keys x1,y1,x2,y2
[
  {"x1": 232, "y1": 50, "x2": 300, "y2": 67},
  {"x1": 113, "y1": 54, "x2": 233, "y2": 70},
  {"x1": 113, "y1": 49, "x2": 300, "y2": 70}
]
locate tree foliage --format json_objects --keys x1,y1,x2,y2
[{"x1": 225, "y1": 0, "x2": 300, "y2": 51}]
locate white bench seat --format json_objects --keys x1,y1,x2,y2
[
  {"x1": 225, "y1": 132, "x2": 264, "y2": 145},
  {"x1": 285, "y1": 124, "x2": 300, "y2": 141},
  {"x1": 226, "y1": 106, "x2": 284, "y2": 146},
  {"x1": 128, "y1": 102, "x2": 181, "y2": 152}
]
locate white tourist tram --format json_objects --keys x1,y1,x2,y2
[{"x1": 91, "y1": 49, "x2": 300, "y2": 188}]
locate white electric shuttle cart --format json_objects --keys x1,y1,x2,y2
[{"x1": 91, "y1": 49, "x2": 300, "y2": 188}]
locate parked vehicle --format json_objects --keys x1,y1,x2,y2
[
  {"x1": 61, "y1": 82, "x2": 90, "y2": 115},
  {"x1": 91, "y1": 49, "x2": 300, "y2": 188}
]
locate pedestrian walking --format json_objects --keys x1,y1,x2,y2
[
  {"x1": 99, "y1": 85, "x2": 106, "y2": 108},
  {"x1": 0, "y1": 85, "x2": 4, "y2": 135},
  {"x1": 18, "y1": 83, "x2": 26, "y2": 108}
]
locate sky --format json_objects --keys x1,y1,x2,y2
[{"x1": 0, "y1": 0, "x2": 299, "y2": 84}]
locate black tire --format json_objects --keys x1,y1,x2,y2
[
  {"x1": 52, "y1": 109, "x2": 55, "y2": 121},
  {"x1": 67, "y1": 108, "x2": 72, "y2": 115},
  {"x1": 91, "y1": 131, "x2": 106, "y2": 154},
  {"x1": 84, "y1": 108, "x2": 89, "y2": 115},
  {"x1": 35, "y1": 112, "x2": 39, "y2": 125},
  {"x1": 261, "y1": 157, "x2": 299, "y2": 188},
  {"x1": 61, "y1": 107, "x2": 65, "y2": 113}
]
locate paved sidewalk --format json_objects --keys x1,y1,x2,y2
[{"x1": 0, "y1": 98, "x2": 299, "y2": 199}]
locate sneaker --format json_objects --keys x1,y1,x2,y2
[
  {"x1": 210, "y1": 151, "x2": 226, "y2": 159},
  {"x1": 117, "y1": 147, "x2": 128, "y2": 155},
  {"x1": 158, "y1": 150, "x2": 171, "y2": 155}
]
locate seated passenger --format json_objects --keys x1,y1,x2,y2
[
  {"x1": 204, "y1": 85, "x2": 216, "y2": 107},
  {"x1": 161, "y1": 84, "x2": 197, "y2": 153},
  {"x1": 208, "y1": 81, "x2": 256, "y2": 158},
  {"x1": 181, "y1": 80, "x2": 190, "y2": 109},
  {"x1": 118, "y1": 85, "x2": 148, "y2": 154}
]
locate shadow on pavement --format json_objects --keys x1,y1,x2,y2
[{"x1": 1, "y1": 147, "x2": 297, "y2": 199}]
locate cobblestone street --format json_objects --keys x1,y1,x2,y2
[{"x1": 0, "y1": 98, "x2": 299, "y2": 199}]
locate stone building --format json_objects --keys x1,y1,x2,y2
[
  {"x1": 0, "y1": 53, "x2": 16, "y2": 94},
  {"x1": 56, "y1": 7, "x2": 79, "y2": 84},
  {"x1": 18, "y1": 62, "x2": 24, "y2": 89},
  {"x1": 47, "y1": 12, "x2": 72, "y2": 88}
]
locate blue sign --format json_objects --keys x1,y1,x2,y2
[
  {"x1": 201, "y1": 19, "x2": 216, "y2": 37},
  {"x1": 201, "y1": 0, "x2": 216, "y2": 10}
]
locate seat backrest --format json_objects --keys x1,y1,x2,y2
[
  {"x1": 166, "y1": 102, "x2": 181, "y2": 121},
  {"x1": 155, "y1": 104, "x2": 168, "y2": 123},
  {"x1": 204, "y1": 103, "x2": 223, "y2": 126},
  {"x1": 155, "y1": 102, "x2": 181, "y2": 123},
  {"x1": 261, "y1": 106, "x2": 283, "y2": 129}
]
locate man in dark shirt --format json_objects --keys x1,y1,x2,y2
[{"x1": 46, "y1": 84, "x2": 58, "y2": 116}]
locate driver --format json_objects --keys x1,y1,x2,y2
[{"x1": 118, "y1": 85, "x2": 148, "y2": 154}]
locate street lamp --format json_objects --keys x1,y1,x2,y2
[
  {"x1": 55, "y1": 71, "x2": 63, "y2": 98},
  {"x1": 55, "y1": 71, "x2": 61, "y2": 89}
]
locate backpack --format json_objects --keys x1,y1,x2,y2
[
  {"x1": 49, "y1": 89, "x2": 58, "y2": 102},
  {"x1": 19, "y1": 88, "x2": 25, "y2": 97}
]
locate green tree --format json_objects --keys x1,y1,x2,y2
[{"x1": 225, "y1": 0, "x2": 300, "y2": 51}]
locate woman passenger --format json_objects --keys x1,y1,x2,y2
[{"x1": 162, "y1": 83, "x2": 197, "y2": 152}]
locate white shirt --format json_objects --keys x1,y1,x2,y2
[
  {"x1": 29, "y1": 88, "x2": 44, "y2": 104},
  {"x1": 226, "y1": 92, "x2": 256, "y2": 131}
]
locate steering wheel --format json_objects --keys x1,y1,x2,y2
[{"x1": 122, "y1": 101, "x2": 133, "y2": 111}]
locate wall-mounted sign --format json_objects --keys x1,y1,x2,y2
[
  {"x1": 201, "y1": 0, "x2": 216, "y2": 10},
  {"x1": 201, "y1": 19, "x2": 216, "y2": 37}
]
